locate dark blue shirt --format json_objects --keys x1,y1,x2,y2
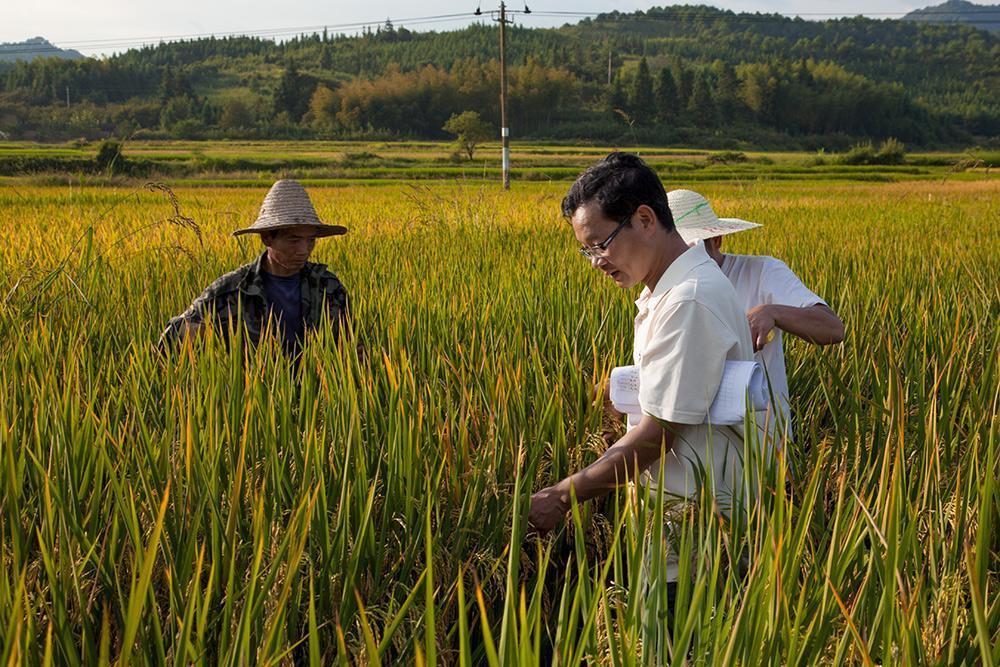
[{"x1": 261, "y1": 271, "x2": 304, "y2": 353}]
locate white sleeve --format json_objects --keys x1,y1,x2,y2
[
  {"x1": 762, "y1": 258, "x2": 825, "y2": 309},
  {"x1": 639, "y1": 300, "x2": 740, "y2": 425}
]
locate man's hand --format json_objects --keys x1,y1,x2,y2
[
  {"x1": 527, "y1": 485, "x2": 570, "y2": 535},
  {"x1": 158, "y1": 317, "x2": 203, "y2": 352},
  {"x1": 747, "y1": 304, "x2": 777, "y2": 352},
  {"x1": 747, "y1": 303, "x2": 845, "y2": 350}
]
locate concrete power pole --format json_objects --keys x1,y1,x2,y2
[
  {"x1": 498, "y1": 2, "x2": 509, "y2": 189},
  {"x1": 480, "y1": 2, "x2": 530, "y2": 190}
]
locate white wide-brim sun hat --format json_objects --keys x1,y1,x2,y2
[
  {"x1": 232, "y1": 179, "x2": 348, "y2": 237},
  {"x1": 667, "y1": 189, "x2": 761, "y2": 243}
]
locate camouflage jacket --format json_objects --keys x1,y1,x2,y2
[{"x1": 160, "y1": 251, "x2": 349, "y2": 350}]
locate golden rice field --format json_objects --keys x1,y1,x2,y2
[{"x1": 0, "y1": 174, "x2": 998, "y2": 665}]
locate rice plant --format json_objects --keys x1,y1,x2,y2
[{"x1": 0, "y1": 176, "x2": 997, "y2": 664}]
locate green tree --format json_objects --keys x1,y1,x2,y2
[
  {"x1": 307, "y1": 85, "x2": 339, "y2": 133},
  {"x1": 158, "y1": 66, "x2": 193, "y2": 105},
  {"x1": 654, "y1": 67, "x2": 679, "y2": 123},
  {"x1": 688, "y1": 72, "x2": 717, "y2": 126},
  {"x1": 160, "y1": 95, "x2": 196, "y2": 130},
  {"x1": 273, "y1": 61, "x2": 315, "y2": 123},
  {"x1": 606, "y1": 75, "x2": 627, "y2": 120},
  {"x1": 670, "y1": 59, "x2": 692, "y2": 110},
  {"x1": 442, "y1": 111, "x2": 493, "y2": 160},
  {"x1": 220, "y1": 98, "x2": 254, "y2": 131},
  {"x1": 630, "y1": 57, "x2": 655, "y2": 121},
  {"x1": 741, "y1": 65, "x2": 778, "y2": 124},
  {"x1": 712, "y1": 60, "x2": 741, "y2": 121}
]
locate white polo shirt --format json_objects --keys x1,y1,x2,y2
[
  {"x1": 632, "y1": 242, "x2": 758, "y2": 512},
  {"x1": 720, "y1": 254, "x2": 825, "y2": 440}
]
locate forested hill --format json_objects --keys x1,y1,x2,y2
[
  {"x1": 904, "y1": 0, "x2": 1000, "y2": 32},
  {"x1": 0, "y1": 37, "x2": 84, "y2": 63},
  {"x1": 1, "y1": 5, "x2": 997, "y2": 147}
]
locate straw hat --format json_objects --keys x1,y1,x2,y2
[
  {"x1": 667, "y1": 189, "x2": 761, "y2": 243},
  {"x1": 232, "y1": 179, "x2": 348, "y2": 237}
]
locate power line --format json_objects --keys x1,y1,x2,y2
[
  {"x1": 526, "y1": 7, "x2": 1000, "y2": 25},
  {"x1": 530, "y1": 8, "x2": 1000, "y2": 17},
  {"x1": 525, "y1": 10, "x2": 1000, "y2": 23},
  {"x1": 0, "y1": 9, "x2": 1000, "y2": 56},
  {"x1": 0, "y1": 13, "x2": 483, "y2": 57},
  {"x1": 2, "y1": 5, "x2": 996, "y2": 58}
]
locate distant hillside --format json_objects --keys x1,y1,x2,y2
[
  {"x1": 0, "y1": 6, "x2": 997, "y2": 146},
  {"x1": 0, "y1": 37, "x2": 84, "y2": 63},
  {"x1": 903, "y1": 0, "x2": 1000, "y2": 32}
]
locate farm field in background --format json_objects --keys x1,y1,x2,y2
[
  {"x1": 0, "y1": 164, "x2": 998, "y2": 663},
  {"x1": 2, "y1": 139, "x2": 997, "y2": 185}
]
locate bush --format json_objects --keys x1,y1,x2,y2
[
  {"x1": 947, "y1": 149, "x2": 1000, "y2": 171},
  {"x1": 706, "y1": 151, "x2": 748, "y2": 165},
  {"x1": 340, "y1": 151, "x2": 382, "y2": 166},
  {"x1": 840, "y1": 142, "x2": 877, "y2": 165},
  {"x1": 804, "y1": 149, "x2": 828, "y2": 167},
  {"x1": 876, "y1": 137, "x2": 906, "y2": 165},
  {"x1": 95, "y1": 139, "x2": 124, "y2": 173},
  {"x1": 840, "y1": 138, "x2": 906, "y2": 165}
]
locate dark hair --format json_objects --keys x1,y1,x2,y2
[{"x1": 561, "y1": 152, "x2": 674, "y2": 231}]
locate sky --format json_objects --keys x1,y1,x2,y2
[{"x1": 4, "y1": 0, "x2": 995, "y2": 56}]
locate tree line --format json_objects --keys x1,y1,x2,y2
[{"x1": 0, "y1": 6, "x2": 996, "y2": 146}]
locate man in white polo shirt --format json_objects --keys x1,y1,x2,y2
[
  {"x1": 667, "y1": 189, "x2": 845, "y2": 440},
  {"x1": 528, "y1": 153, "x2": 759, "y2": 563}
]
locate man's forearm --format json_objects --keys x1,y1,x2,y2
[
  {"x1": 770, "y1": 304, "x2": 845, "y2": 345},
  {"x1": 557, "y1": 417, "x2": 672, "y2": 503}
]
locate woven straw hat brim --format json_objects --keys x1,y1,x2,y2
[
  {"x1": 232, "y1": 178, "x2": 348, "y2": 238},
  {"x1": 232, "y1": 223, "x2": 347, "y2": 238}
]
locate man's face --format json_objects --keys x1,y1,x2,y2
[
  {"x1": 263, "y1": 226, "x2": 319, "y2": 275},
  {"x1": 571, "y1": 202, "x2": 645, "y2": 289}
]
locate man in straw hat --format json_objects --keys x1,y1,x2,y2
[
  {"x1": 160, "y1": 179, "x2": 350, "y2": 354},
  {"x1": 667, "y1": 189, "x2": 844, "y2": 439},
  {"x1": 529, "y1": 153, "x2": 763, "y2": 611}
]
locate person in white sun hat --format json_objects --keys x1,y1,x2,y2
[
  {"x1": 668, "y1": 189, "x2": 845, "y2": 440},
  {"x1": 160, "y1": 179, "x2": 350, "y2": 355}
]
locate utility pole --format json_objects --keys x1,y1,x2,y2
[
  {"x1": 477, "y1": 1, "x2": 530, "y2": 190},
  {"x1": 498, "y1": 2, "x2": 509, "y2": 189},
  {"x1": 66, "y1": 86, "x2": 70, "y2": 108}
]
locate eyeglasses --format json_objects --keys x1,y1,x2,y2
[{"x1": 578, "y1": 215, "x2": 631, "y2": 260}]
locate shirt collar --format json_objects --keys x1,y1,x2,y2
[
  {"x1": 636, "y1": 240, "x2": 713, "y2": 308},
  {"x1": 239, "y1": 251, "x2": 269, "y2": 297},
  {"x1": 304, "y1": 260, "x2": 327, "y2": 280},
  {"x1": 241, "y1": 251, "x2": 326, "y2": 295}
]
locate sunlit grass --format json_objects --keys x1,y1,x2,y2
[{"x1": 0, "y1": 176, "x2": 997, "y2": 664}]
